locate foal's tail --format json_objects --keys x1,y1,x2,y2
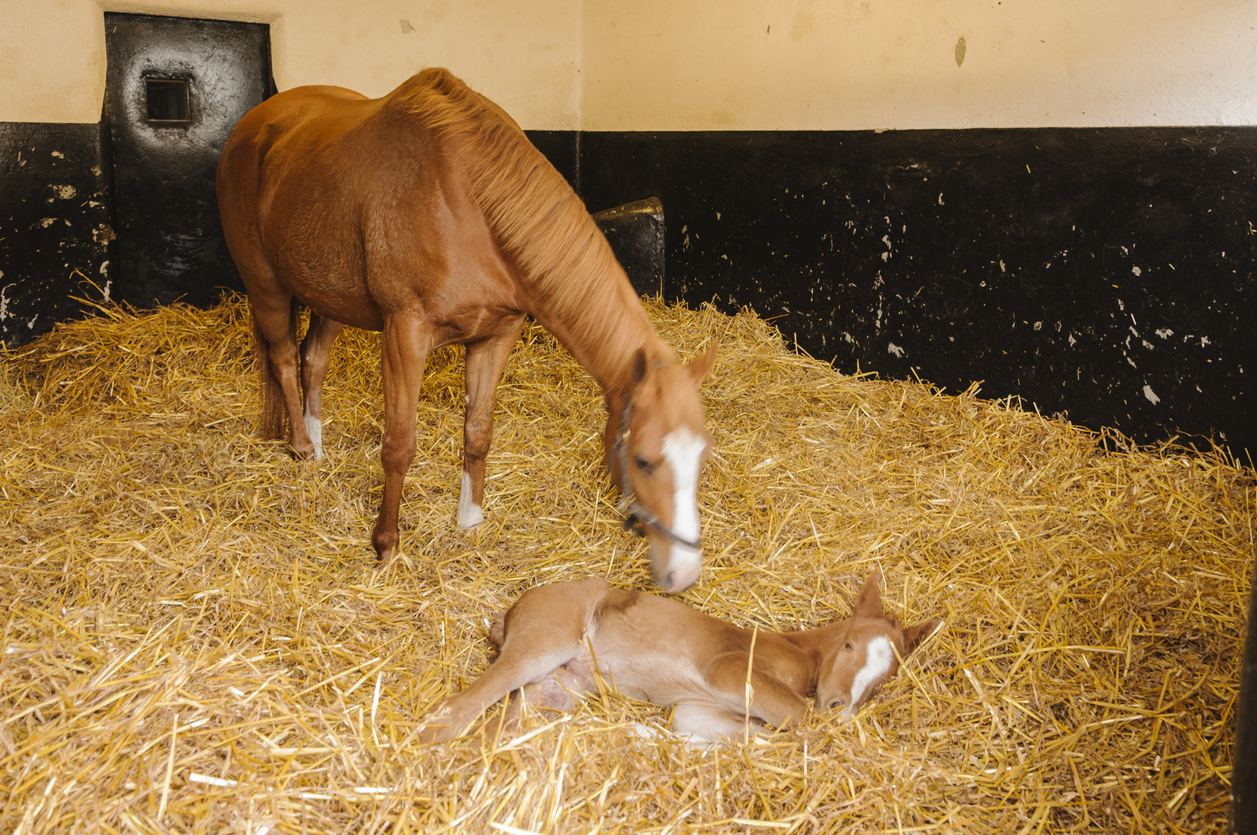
[{"x1": 251, "y1": 298, "x2": 299, "y2": 441}]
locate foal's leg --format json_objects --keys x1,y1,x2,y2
[
  {"x1": 419, "y1": 579, "x2": 608, "y2": 743},
  {"x1": 371, "y1": 312, "x2": 433, "y2": 562},
  {"x1": 701, "y1": 651, "x2": 811, "y2": 730},
  {"x1": 670, "y1": 702, "x2": 765, "y2": 744},
  {"x1": 299, "y1": 313, "x2": 345, "y2": 461},
  {"x1": 419, "y1": 641, "x2": 591, "y2": 743},
  {"x1": 459, "y1": 316, "x2": 527, "y2": 528},
  {"x1": 251, "y1": 293, "x2": 318, "y2": 459},
  {"x1": 493, "y1": 661, "x2": 595, "y2": 733}
]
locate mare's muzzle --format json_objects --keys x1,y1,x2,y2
[{"x1": 618, "y1": 497, "x2": 701, "y2": 551}]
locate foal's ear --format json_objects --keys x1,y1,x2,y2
[
  {"x1": 686, "y1": 339, "x2": 719, "y2": 386},
  {"x1": 854, "y1": 569, "x2": 884, "y2": 618},
  {"x1": 902, "y1": 617, "x2": 943, "y2": 656},
  {"x1": 630, "y1": 348, "x2": 649, "y2": 385}
]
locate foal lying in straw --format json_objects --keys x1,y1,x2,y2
[{"x1": 420, "y1": 571, "x2": 941, "y2": 743}]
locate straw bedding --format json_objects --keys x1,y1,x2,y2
[{"x1": 0, "y1": 293, "x2": 1251, "y2": 834}]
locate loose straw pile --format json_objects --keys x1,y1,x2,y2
[{"x1": 0, "y1": 292, "x2": 1251, "y2": 833}]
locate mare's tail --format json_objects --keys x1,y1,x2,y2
[{"x1": 251, "y1": 298, "x2": 299, "y2": 441}]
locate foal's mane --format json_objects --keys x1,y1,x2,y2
[{"x1": 395, "y1": 69, "x2": 646, "y2": 368}]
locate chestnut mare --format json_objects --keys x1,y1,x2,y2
[
  {"x1": 217, "y1": 69, "x2": 717, "y2": 593},
  {"x1": 419, "y1": 571, "x2": 941, "y2": 744}
]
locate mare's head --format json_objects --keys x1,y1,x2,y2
[
  {"x1": 606, "y1": 343, "x2": 718, "y2": 594},
  {"x1": 816, "y1": 570, "x2": 941, "y2": 717}
]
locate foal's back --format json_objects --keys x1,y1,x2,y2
[{"x1": 492, "y1": 580, "x2": 762, "y2": 705}]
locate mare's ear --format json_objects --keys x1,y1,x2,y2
[
  {"x1": 902, "y1": 617, "x2": 943, "y2": 656},
  {"x1": 686, "y1": 339, "x2": 718, "y2": 386},
  {"x1": 630, "y1": 348, "x2": 649, "y2": 385},
  {"x1": 854, "y1": 569, "x2": 884, "y2": 618}
]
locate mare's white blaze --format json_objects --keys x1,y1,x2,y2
[
  {"x1": 457, "y1": 471, "x2": 484, "y2": 528},
  {"x1": 660, "y1": 426, "x2": 705, "y2": 586},
  {"x1": 303, "y1": 412, "x2": 324, "y2": 461},
  {"x1": 845, "y1": 636, "x2": 894, "y2": 715}
]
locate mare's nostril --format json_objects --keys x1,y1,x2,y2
[{"x1": 828, "y1": 699, "x2": 843, "y2": 711}]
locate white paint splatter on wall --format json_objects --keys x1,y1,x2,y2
[
  {"x1": 888, "y1": 343, "x2": 905, "y2": 358},
  {"x1": 1143, "y1": 385, "x2": 1160, "y2": 405}
]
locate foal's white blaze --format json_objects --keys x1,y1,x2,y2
[
  {"x1": 303, "y1": 412, "x2": 324, "y2": 461},
  {"x1": 845, "y1": 636, "x2": 894, "y2": 716},
  {"x1": 660, "y1": 426, "x2": 705, "y2": 590},
  {"x1": 457, "y1": 470, "x2": 484, "y2": 529}
]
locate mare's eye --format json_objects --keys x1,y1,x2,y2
[
  {"x1": 633, "y1": 456, "x2": 655, "y2": 475},
  {"x1": 843, "y1": 642, "x2": 853, "y2": 651}
]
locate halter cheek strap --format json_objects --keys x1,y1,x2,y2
[{"x1": 612, "y1": 392, "x2": 702, "y2": 551}]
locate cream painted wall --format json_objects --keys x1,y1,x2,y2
[
  {"x1": 580, "y1": 0, "x2": 1257, "y2": 130},
  {"x1": 2, "y1": 0, "x2": 1254, "y2": 130},
  {"x1": 1, "y1": 0, "x2": 583, "y2": 128}
]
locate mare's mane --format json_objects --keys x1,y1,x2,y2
[{"x1": 395, "y1": 69, "x2": 638, "y2": 359}]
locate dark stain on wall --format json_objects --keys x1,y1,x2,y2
[
  {"x1": 0, "y1": 122, "x2": 113, "y2": 347},
  {"x1": 580, "y1": 128, "x2": 1256, "y2": 460}
]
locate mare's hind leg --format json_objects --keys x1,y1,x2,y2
[
  {"x1": 459, "y1": 315, "x2": 527, "y2": 528},
  {"x1": 299, "y1": 313, "x2": 345, "y2": 461},
  {"x1": 372, "y1": 312, "x2": 434, "y2": 562},
  {"x1": 251, "y1": 293, "x2": 318, "y2": 459}
]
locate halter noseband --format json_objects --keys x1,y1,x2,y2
[{"x1": 612, "y1": 391, "x2": 702, "y2": 551}]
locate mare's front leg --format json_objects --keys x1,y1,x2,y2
[
  {"x1": 299, "y1": 313, "x2": 345, "y2": 461},
  {"x1": 371, "y1": 312, "x2": 433, "y2": 562},
  {"x1": 459, "y1": 316, "x2": 527, "y2": 528}
]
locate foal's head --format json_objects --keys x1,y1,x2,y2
[
  {"x1": 607, "y1": 344, "x2": 718, "y2": 594},
  {"x1": 816, "y1": 571, "x2": 941, "y2": 717}
]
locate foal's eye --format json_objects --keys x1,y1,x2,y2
[
  {"x1": 633, "y1": 456, "x2": 655, "y2": 475},
  {"x1": 843, "y1": 642, "x2": 853, "y2": 651}
]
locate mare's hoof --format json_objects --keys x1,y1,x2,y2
[
  {"x1": 291, "y1": 443, "x2": 318, "y2": 461},
  {"x1": 457, "y1": 502, "x2": 485, "y2": 529}
]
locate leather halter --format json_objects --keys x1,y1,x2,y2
[{"x1": 612, "y1": 391, "x2": 702, "y2": 550}]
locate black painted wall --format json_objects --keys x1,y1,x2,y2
[
  {"x1": 2, "y1": 70, "x2": 1254, "y2": 462},
  {"x1": 581, "y1": 129, "x2": 1256, "y2": 461}
]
